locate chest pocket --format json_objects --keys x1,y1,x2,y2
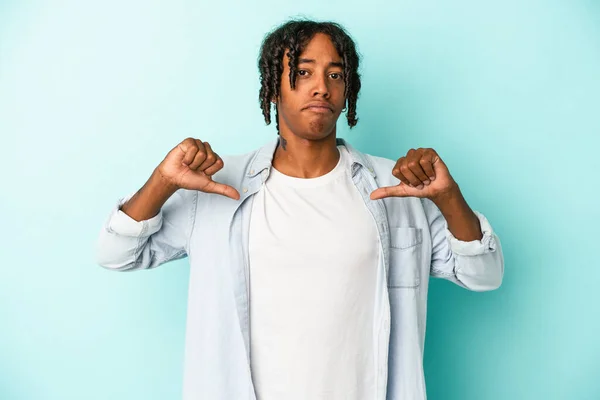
[{"x1": 388, "y1": 227, "x2": 423, "y2": 288}]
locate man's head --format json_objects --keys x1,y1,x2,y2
[{"x1": 258, "y1": 19, "x2": 361, "y2": 141}]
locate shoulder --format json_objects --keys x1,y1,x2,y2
[
  {"x1": 360, "y1": 152, "x2": 436, "y2": 222},
  {"x1": 362, "y1": 153, "x2": 398, "y2": 187},
  {"x1": 364, "y1": 154, "x2": 396, "y2": 171},
  {"x1": 212, "y1": 148, "x2": 260, "y2": 185}
]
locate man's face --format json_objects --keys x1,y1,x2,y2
[{"x1": 276, "y1": 33, "x2": 346, "y2": 141}]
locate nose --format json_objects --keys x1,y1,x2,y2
[{"x1": 312, "y1": 73, "x2": 330, "y2": 99}]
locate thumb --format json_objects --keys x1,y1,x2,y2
[
  {"x1": 180, "y1": 171, "x2": 241, "y2": 200},
  {"x1": 370, "y1": 184, "x2": 414, "y2": 200},
  {"x1": 201, "y1": 180, "x2": 241, "y2": 200}
]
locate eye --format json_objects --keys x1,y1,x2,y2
[
  {"x1": 330, "y1": 73, "x2": 344, "y2": 80},
  {"x1": 298, "y1": 70, "x2": 309, "y2": 76}
]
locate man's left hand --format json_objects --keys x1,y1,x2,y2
[{"x1": 370, "y1": 148, "x2": 458, "y2": 202}]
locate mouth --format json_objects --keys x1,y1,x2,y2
[{"x1": 303, "y1": 105, "x2": 334, "y2": 114}]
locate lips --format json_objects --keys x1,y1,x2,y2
[
  {"x1": 303, "y1": 102, "x2": 334, "y2": 113},
  {"x1": 305, "y1": 107, "x2": 333, "y2": 114}
]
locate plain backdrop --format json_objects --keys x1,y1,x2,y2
[{"x1": 1, "y1": 0, "x2": 599, "y2": 399}]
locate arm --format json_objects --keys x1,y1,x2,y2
[
  {"x1": 424, "y1": 194, "x2": 504, "y2": 291},
  {"x1": 370, "y1": 147, "x2": 504, "y2": 291},
  {"x1": 95, "y1": 138, "x2": 239, "y2": 272},
  {"x1": 95, "y1": 169, "x2": 197, "y2": 271},
  {"x1": 120, "y1": 168, "x2": 179, "y2": 222},
  {"x1": 432, "y1": 187, "x2": 482, "y2": 242}
]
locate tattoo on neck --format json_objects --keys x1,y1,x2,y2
[{"x1": 281, "y1": 137, "x2": 287, "y2": 150}]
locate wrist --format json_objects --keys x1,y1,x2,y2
[
  {"x1": 431, "y1": 184, "x2": 482, "y2": 241},
  {"x1": 150, "y1": 168, "x2": 179, "y2": 197},
  {"x1": 431, "y1": 182, "x2": 461, "y2": 208}
]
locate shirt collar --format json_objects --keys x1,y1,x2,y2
[{"x1": 246, "y1": 137, "x2": 376, "y2": 178}]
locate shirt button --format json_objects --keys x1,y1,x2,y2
[
  {"x1": 243, "y1": 188, "x2": 248, "y2": 193},
  {"x1": 250, "y1": 170, "x2": 255, "y2": 174}
]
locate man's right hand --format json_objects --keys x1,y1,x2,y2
[{"x1": 156, "y1": 138, "x2": 240, "y2": 200}]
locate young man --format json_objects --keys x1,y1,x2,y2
[{"x1": 96, "y1": 19, "x2": 503, "y2": 400}]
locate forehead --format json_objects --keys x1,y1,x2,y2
[{"x1": 298, "y1": 33, "x2": 342, "y2": 62}]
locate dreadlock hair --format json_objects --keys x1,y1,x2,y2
[{"x1": 258, "y1": 19, "x2": 362, "y2": 134}]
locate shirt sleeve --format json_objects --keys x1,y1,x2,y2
[
  {"x1": 423, "y1": 199, "x2": 504, "y2": 291},
  {"x1": 95, "y1": 189, "x2": 198, "y2": 271},
  {"x1": 446, "y1": 210, "x2": 499, "y2": 255}
]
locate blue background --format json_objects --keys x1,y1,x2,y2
[{"x1": 1, "y1": 0, "x2": 599, "y2": 399}]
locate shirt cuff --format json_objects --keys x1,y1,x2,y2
[
  {"x1": 105, "y1": 194, "x2": 163, "y2": 237},
  {"x1": 446, "y1": 210, "x2": 498, "y2": 256}
]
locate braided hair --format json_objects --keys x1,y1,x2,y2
[{"x1": 258, "y1": 19, "x2": 361, "y2": 134}]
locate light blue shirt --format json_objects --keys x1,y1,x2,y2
[{"x1": 96, "y1": 138, "x2": 504, "y2": 400}]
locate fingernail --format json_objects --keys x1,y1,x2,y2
[
  {"x1": 430, "y1": 176, "x2": 435, "y2": 181},
  {"x1": 423, "y1": 180, "x2": 430, "y2": 185},
  {"x1": 417, "y1": 184, "x2": 424, "y2": 190}
]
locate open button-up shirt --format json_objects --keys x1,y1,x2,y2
[{"x1": 96, "y1": 138, "x2": 504, "y2": 400}]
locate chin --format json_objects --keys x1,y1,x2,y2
[
  {"x1": 297, "y1": 130, "x2": 334, "y2": 142},
  {"x1": 304, "y1": 120, "x2": 336, "y2": 139}
]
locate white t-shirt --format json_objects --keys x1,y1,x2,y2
[{"x1": 248, "y1": 145, "x2": 380, "y2": 400}]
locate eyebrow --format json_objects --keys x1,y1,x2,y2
[{"x1": 298, "y1": 58, "x2": 344, "y2": 68}]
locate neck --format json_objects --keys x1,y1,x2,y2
[{"x1": 272, "y1": 132, "x2": 340, "y2": 179}]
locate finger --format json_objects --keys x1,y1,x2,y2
[
  {"x1": 180, "y1": 140, "x2": 199, "y2": 166},
  {"x1": 399, "y1": 164, "x2": 424, "y2": 189},
  {"x1": 407, "y1": 158, "x2": 430, "y2": 185},
  {"x1": 204, "y1": 156, "x2": 224, "y2": 176},
  {"x1": 188, "y1": 139, "x2": 207, "y2": 170},
  {"x1": 370, "y1": 185, "x2": 413, "y2": 200},
  {"x1": 203, "y1": 180, "x2": 240, "y2": 200},
  {"x1": 420, "y1": 157, "x2": 436, "y2": 181},
  {"x1": 392, "y1": 158, "x2": 412, "y2": 187},
  {"x1": 198, "y1": 142, "x2": 218, "y2": 171},
  {"x1": 431, "y1": 153, "x2": 446, "y2": 180},
  {"x1": 392, "y1": 167, "x2": 412, "y2": 188}
]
